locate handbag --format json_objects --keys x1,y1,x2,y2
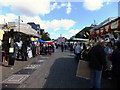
[{"x1": 76, "y1": 60, "x2": 90, "y2": 79}]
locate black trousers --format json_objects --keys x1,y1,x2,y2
[
  {"x1": 112, "y1": 76, "x2": 120, "y2": 88},
  {"x1": 22, "y1": 52, "x2": 27, "y2": 61},
  {"x1": 17, "y1": 49, "x2": 21, "y2": 58}
]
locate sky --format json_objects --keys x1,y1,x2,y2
[{"x1": 0, "y1": 0, "x2": 119, "y2": 39}]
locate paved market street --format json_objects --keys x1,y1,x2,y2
[{"x1": 2, "y1": 48, "x2": 114, "y2": 88}]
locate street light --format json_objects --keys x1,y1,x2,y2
[
  {"x1": 15, "y1": 16, "x2": 23, "y2": 33},
  {"x1": 18, "y1": 16, "x2": 23, "y2": 33}
]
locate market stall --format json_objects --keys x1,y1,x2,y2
[{"x1": 90, "y1": 17, "x2": 120, "y2": 43}]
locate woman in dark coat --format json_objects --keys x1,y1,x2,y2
[
  {"x1": 111, "y1": 41, "x2": 120, "y2": 88},
  {"x1": 21, "y1": 41, "x2": 28, "y2": 61}
]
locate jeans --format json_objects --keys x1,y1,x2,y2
[{"x1": 90, "y1": 69, "x2": 102, "y2": 89}]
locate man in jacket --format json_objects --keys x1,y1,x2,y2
[
  {"x1": 89, "y1": 40, "x2": 107, "y2": 89},
  {"x1": 111, "y1": 41, "x2": 120, "y2": 88},
  {"x1": 75, "y1": 43, "x2": 81, "y2": 63}
]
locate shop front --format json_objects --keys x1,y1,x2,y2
[{"x1": 1, "y1": 24, "x2": 41, "y2": 66}]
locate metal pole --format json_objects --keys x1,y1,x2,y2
[{"x1": 18, "y1": 16, "x2": 20, "y2": 32}]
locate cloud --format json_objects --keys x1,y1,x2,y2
[
  {"x1": 0, "y1": 0, "x2": 12, "y2": 6},
  {"x1": 83, "y1": 0, "x2": 117, "y2": 11},
  {"x1": 66, "y1": 2, "x2": 72, "y2": 14},
  {"x1": 61, "y1": 3, "x2": 67, "y2": 7},
  {"x1": 0, "y1": 0, "x2": 51, "y2": 16},
  {"x1": 56, "y1": 29, "x2": 80, "y2": 39},
  {"x1": 51, "y1": 2, "x2": 61, "y2": 11},
  {"x1": 0, "y1": 13, "x2": 76, "y2": 39},
  {"x1": 0, "y1": 0, "x2": 72, "y2": 16},
  {"x1": 68, "y1": 29, "x2": 80, "y2": 36},
  {"x1": 106, "y1": 0, "x2": 111, "y2": 5},
  {"x1": 83, "y1": 0, "x2": 103, "y2": 11},
  {"x1": 51, "y1": 2, "x2": 72, "y2": 14},
  {"x1": 41, "y1": 19, "x2": 76, "y2": 31},
  {"x1": 0, "y1": 14, "x2": 18, "y2": 24},
  {"x1": 62, "y1": 34, "x2": 70, "y2": 39},
  {"x1": 0, "y1": 13, "x2": 76, "y2": 31}
]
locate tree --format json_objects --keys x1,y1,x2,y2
[{"x1": 41, "y1": 33, "x2": 51, "y2": 41}]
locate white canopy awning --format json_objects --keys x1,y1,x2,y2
[
  {"x1": 6, "y1": 22, "x2": 41, "y2": 38},
  {"x1": 72, "y1": 38, "x2": 89, "y2": 41}
]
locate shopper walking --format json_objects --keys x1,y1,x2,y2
[
  {"x1": 89, "y1": 41, "x2": 107, "y2": 89},
  {"x1": 31, "y1": 42, "x2": 36, "y2": 57},
  {"x1": 36, "y1": 42, "x2": 40, "y2": 55},
  {"x1": 21, "y1": 41, "x2": 28, "y2": 61},
  {"x1": 16, "y1": 40, "x2": 22, "y2": 59},
  {"x1": 61, "y1": 43, "x2": 64, "y2": 52},
  {"x1": 104, "y1": 42, "x2": 113, "y2": 79},
  {"x1": 74, "y1": 43, "x2": 81, "y2": 63}
]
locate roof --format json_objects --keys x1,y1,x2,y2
[
  {"x1": 77, "y1": 27, "x2": 93, "y2": 35},
  {"x1": 90, "y1": 17, "x2": 119, "y2": 33}
]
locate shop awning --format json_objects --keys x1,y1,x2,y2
[
  {"x1": 102, "y1": 27, "x2": 106, "y2": 35},
  {"x1": 47, "y1": 41, "x2": 54, "y2": 44},
  {"x1": 35, "y1": 39, "x2": 47, "y2": 43},
  {"x1": 108, "y1": 24, "x2": 112, "y2": 33},
  {"x1": 72, "y1": 38, "x2": 89, "y2": 41},
  {"x1": 6, "y1": 22, "x2": 41, "y2": 38}
]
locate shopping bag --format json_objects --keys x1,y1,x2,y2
[
  {"x1": 27, "y1": 47, "x2": 33, "y2": 58},
  {"x1": 28, "y1": 50, "x2": 33, "y2": 58},
  {"x1": 76, "y1": 60, "x2": 90, "y2": 79}
]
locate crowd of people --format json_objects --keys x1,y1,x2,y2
[
  {"x1": 1, "y1": 37, "x2": 120, "y2": 88},
  {"x1": 1, "y1": 40, "x2": 56, "y2": 66},
  {"x1": 72, "y1": 40, "x2": 120, "y2": 89}
]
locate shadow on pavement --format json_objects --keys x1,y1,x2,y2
[{"x1": 43, "y1": 57, "x2": 89, "y2": 88}]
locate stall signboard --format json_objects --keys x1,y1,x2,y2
[
  {"x1": 96, "y1": 30, "x2": 99, "y2": 35},
  {"x1": 100, "y1": 27, "x2": 104, "y2": 34},
  {"x1": 105, "y1": 25, "x2": 109, "y2": 32},
  {"x1": 111, "y1": 20, "x2": 118, "y2": 29},
  {"x1": 93, "y1": 31, "x2": 97, "y2": 37}
]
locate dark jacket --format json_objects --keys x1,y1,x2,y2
[
  {"x1": 111, "y1": 49, "x2": 120, "y2": 77},
  {"x1": 21, "y1": 42, "x2": 27, "y2": 56},
  {"x1": 89, "y1": 45, "x2": 107, "y2": 71}
]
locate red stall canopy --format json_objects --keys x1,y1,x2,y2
[
  {"x1": 117, "y1": 19, "x2": 120, "y2": 31},
  {"x1": 47, "y1": 41, "x2": 54, "y2": 44},
  {"x1": 102, "y1": 27, "x2": 106, "y2": 35},
  {"x1": 108, "y1": 24, "x2": 112, "y2": 33}
]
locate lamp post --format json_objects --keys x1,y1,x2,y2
[
  {"x1": 15, "y1": 16, "x2": 22, "y2": 33},
  {"x1": 18, "y1": 16, "x2": 20, "y2": 33},
  {"x1": 17, "y1": 16, "x2": 23, "y2": 39}
]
